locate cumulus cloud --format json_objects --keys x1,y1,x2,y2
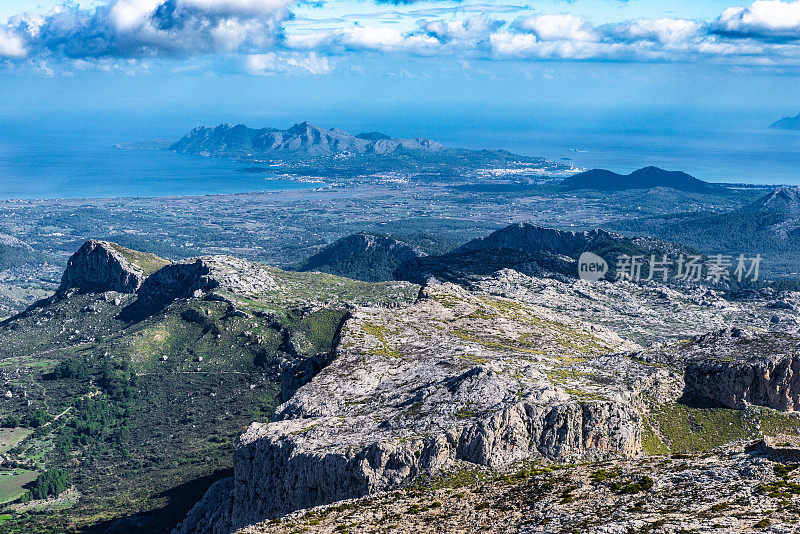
[
  {"x1": 713, "y1": 0, "x2": 800, "y2": 40},
  {"x1": 3, "y1": 0, "x2": 292, "y2": 60},
  {"x1": 419, "y1": 14, "x2": 503, "y2": 44},
  {"x1": 245, "y1": 51, "x2": 331, "y2": 74},
  {"x1": 286, "y1": 25, "x2": 440, "y2": 55},
  {"x1": 513, "y1": 14, "x2": 598, "y2": 42},
  {"x1": 609, "y1": 18, "x2": 704, "y2": 47},
  {"x1": 2, "y1": 0, "x2": 800, "y2": 72},
  {"x1": 0, "y1": 28, "x2": 27, "y2": 58}
]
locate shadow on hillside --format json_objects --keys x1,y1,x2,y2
[{"x1": 89, "y1": 467, "x2": 233, "y2": 534}]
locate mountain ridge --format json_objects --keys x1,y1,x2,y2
[
  {"x1": 170, "y1": 122, "x2": 444, "y2": 158},
  {"x1": 770, "y1": 112, "x2": 800, "y2": 130},
  {"x1": 298, "y1": 233, "x2": 424, "y2": 282},
  {"x1": 561, "y1": 166, "x2": 719, "y2": 193}
]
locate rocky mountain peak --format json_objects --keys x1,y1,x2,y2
[
  {"x1": 457, "y1": 223, "x2": 623, "y2": 257},
  {"x1": 752, "y1": 186, "x2": 800, "y2": 215},
  {"x1": 58, "y1": 240, "x2": 169, "y2": 295}
]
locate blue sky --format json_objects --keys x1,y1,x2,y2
[{"x1": 1, "y1": 0, "x2": 799, "y2": 119}]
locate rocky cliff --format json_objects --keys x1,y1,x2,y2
[
  {"x1": 175, "y1": 282, "x2": 668, "y2": 533},
  {"x1": 640, "y1": 328, "x2": 800, "y2": 412},
  {"x1": 58, "y1": 240, "x2": 169, "y2": 295}
]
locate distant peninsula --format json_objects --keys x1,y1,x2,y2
[
  {"x1": 171, "y1": 122, "x2": 444, "y2": 158},
  {"x1": 166, "y1": 121, "x2": 576, "y2": 180},
  {"x1": 770, "y1": 112, "x2": 800, "y2": 130},
  {"x1": 561, "y1": 166, "x2": 720, "y2": 193}
]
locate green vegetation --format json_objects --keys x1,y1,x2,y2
[
  {"x1": 2, "y1": 409, "x2": 53, "y2": 430},
  {"x1": 610, "y1": 476, "x2": 654, "y2": 495},
  {"x1": 410, "y1": 468, "x2": 488, "y2": 491},
  {"x1": 0, "y1": 429, "x2": 32, "y2": 454},
  {"x1": 589, "y1": 469, "x2": 621, "y2": 483},
  {"x1": 54, "y1": 358, "x2": 89, "y2": 379},
  {"x1": 641, "y1": 423, "x2": 670, "y2": 456},
  {"x1": 648, "y1": 404, "x2": 800, "y2": 455},
  {"x1": 650, "y1": 404, "x2": 757, "y2": 453},
  {"x1": 108, "y1": 243, "x2": 170, "y2": 276},
  {"x1": 24, "y1": 469, "x2": 69, "y2": 501},
  {"x1": 0, "y1": 257, "x2": 415, "y2": 533}
]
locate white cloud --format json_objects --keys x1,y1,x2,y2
[
  {"x1": 285, "y1": 25, "x2": 440, "y2": 55},
  {"x1": 3, "y1": 0, "x2": 800, "y2": 73},
  {"x1": 610, "y1": 18, "x2": 704, "y2": 47},
  {"x1": 419, "y1": 15, "x2": 502, "y2": 44},
  {"x1": 4, "y1": 0, "x2": 293, "y2": 60},
  {"x1": 0, "y1": 28, "x2": 26, "y2": 58},
  {"x1": 513, "y1": 14, "x2": 599, "y2": 42},
  {"x1": 714, "y1": 0, "x2": 800, "y2": 39},
  {"x1": 245, "y1": 51, "x2": 332, "y2": 75}
]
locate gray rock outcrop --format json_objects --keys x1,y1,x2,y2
[
  {"x1": 59, "y1": 240, "x2": 166, "y2": 294},
  {"x1": 172, "y1": 263, "x2": 800, "y2": 534},
  {"x1": 679, "y1": 329, "x2": 800, "y2": 411},
  {"x1": 176, "y1": 283, "x2": 653, "y2": 533}
]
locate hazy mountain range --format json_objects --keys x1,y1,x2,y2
[
  {"x1": 171, "y1": 122, "x2": 444, "y2": 158},
  {"x1": 770, "y1": 112, "x2": 800, "y2": 130}
]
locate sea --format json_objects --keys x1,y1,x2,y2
[{"x1": 0, "y1": 106, "x2": 798, "y2": 199}]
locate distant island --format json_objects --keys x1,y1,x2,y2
[
  {"x1": 170, "y1": 122, "x2": 444, "y2": 158},
  {"x1": 770, "y1": 112, "x2": 800, "y2": 130},
  {"x1": 561, "y1": 166, "x2": 720, "y2": 193},
  {"x1": 167, "y1": 121, "x2": 576, "y2": 181}
]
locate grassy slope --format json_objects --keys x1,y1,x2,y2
[{"x1": 0, "y1": 265, "x2": 418, "y2": 534}]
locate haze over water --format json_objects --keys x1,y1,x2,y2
[{"x1": 0, "y1": 106, "x2": 797, "y2": 199}]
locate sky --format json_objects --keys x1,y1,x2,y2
[{"x1": 1, "y1": 0, "x2": 799, "y2": 121}]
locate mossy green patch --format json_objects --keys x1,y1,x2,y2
[
  {"x1": 108, "y1": 243, "x2": 169, "y2": 276},
  {"x1": 641, "y1": 422, "x2": 670, "y2": 456},
  {"x1": 651, "y1": 404, "x2": 757, "y2": 453}
]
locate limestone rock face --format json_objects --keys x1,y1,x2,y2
[
  {"x1": 176, "y1": 283, "x2": 654, "y2": 533},
  {"x1": 137, "y1": 256, "x2": 279, "y2": 305},
  {"x1": 677, "y1": 329, "x2": 800, "y2": 411},
  {"x1": 59, "y1": 240, "x2": 159, "y2": 294},
  {"x1": 173, "y1": 267, "x2": 800, "y2": 534}
]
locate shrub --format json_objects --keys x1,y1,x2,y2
[
  {"x1": 56, "y1": 358, "x2": 89, "y2": 379},
  {"x1": 27, "y1": 469, "x2": 69, "y2": 500}
]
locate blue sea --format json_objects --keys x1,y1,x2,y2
[
  {"x1": 0, "y1": 107, "x2": 798, "y2": 199},
  {"x1": 0, "y1": 113, "x2": 314, "y2": 199}
]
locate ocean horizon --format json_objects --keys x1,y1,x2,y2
[{"x1": 1, "y1": 107, "x2": 798, "y2": 199}]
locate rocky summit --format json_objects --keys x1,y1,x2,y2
[{"x1": 58, "y1": 240, "x2": 170, "y2": 295}]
